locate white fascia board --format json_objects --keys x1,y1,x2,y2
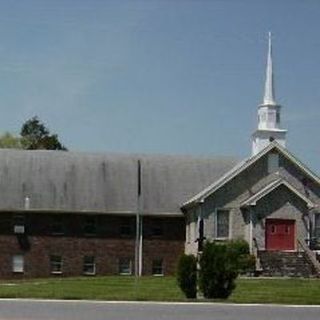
[
  {"x1": 241, "y1": 179, "x2": 315, "y2": 209},
  {"x1": 182, "y1": 141, "x2": 320, "y2": 209}
]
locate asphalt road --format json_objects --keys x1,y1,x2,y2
[{"x1": 0, "y1": 300, "x2": 319, "y2": 320}]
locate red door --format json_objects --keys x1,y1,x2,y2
[{"x1": 265, "y1": 219, "x2": 295, "y2": 251}]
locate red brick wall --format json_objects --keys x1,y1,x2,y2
[{"x1": 0, "y1": 213, "x2": 185, "y2": 278}]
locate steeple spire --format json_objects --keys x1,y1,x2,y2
[
  {"x1": 263, "y1": 32, "x2": 275, "y2": 105},
  {"x1": 252, "y1": 32, "x2": 287, "y2": 156}
]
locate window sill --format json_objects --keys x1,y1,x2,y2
[
  {"x1": 51, "y1": 271, "x2": 63, "y2": 275},
  {"x1": 214, "y1": 237, "x2": 229, "y2": 241},
  {"x1": 119, "y1": 273, "x2": 132, "y2": 276}
]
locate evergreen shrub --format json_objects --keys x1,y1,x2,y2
[
  {"x1": 177, "y1": 254, "x2": 197, "y2": 298},
  {"x1": 199, "y1": 239, "x2": 255, "y2": 299}
]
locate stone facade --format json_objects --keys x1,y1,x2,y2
[
  {"x1": 185, "y1": 146, "x2": 320, "y2": 258},
  {"x1": 0, "y1": 213, "x2": 184, "y2": 279}
]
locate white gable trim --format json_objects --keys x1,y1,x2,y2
[
  {"x1": 182, "y1": 141, "x2": 320, "y2": 209},
  {"x1": 240, "y1": 179, "x2": 315, "y2": 209}
]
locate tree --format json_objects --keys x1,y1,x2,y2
[
  {"x1": 20, "y1": 116, "x2": 67, "y2": 150},
  {"x1": 0, "y1": 132, "x2": 24, "y2": 149}
]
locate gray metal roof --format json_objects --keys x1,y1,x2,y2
[{"x1": 0, "y1": 149, "x2": 239, "y2": 215}]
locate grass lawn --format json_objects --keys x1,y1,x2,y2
[{"x1": 0, "y1": 276, "x2": 320, "y2": 304}]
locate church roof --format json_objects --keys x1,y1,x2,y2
[
  {"x1": 0, "y1": 149, "x2": 238, "y2": 216},
  {"x1": 182, "y1": 142, "x2": 320, "y2": 209}
]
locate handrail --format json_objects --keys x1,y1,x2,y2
[{"x1": 298, "y1": 238, "x2": 320, "y2": 276}]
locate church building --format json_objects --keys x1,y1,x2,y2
[{"x1": 0, "y1": 34, "x2": 319, "y2": 278}]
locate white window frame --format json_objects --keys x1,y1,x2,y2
[
  {"x1": 215, "y1": 209, "x2": 230, "y2": 240},
  {"x1": 119, "y1": 258, "x2": 132, "y2": 275},
  {"x1": 12, "y1": 255, "x2": 24, "y2": 273},
  {"x1": 83, "y1": 256, "x2": 96, "y2": 275},
  {"x1": 50, "y1": 255, "x2": 63, "y2": 274},
  {"x1": 152, "y1": 259, "x2": 164, "y2": 276}
]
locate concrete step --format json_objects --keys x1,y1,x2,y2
[{"x1": 258, "y1": 251, "x2": 317, "y2": 277}]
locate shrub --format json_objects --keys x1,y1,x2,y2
[
  {"x1": 199, "y1": 241, "x2": 238, "y2": 299},
  {"x1": 227, "y1": 239, "x2": 256, "y2": 274},
  {"x1": 177, "y1": 254, "x2": 197, "y2": 298}
]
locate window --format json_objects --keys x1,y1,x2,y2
[
  {"x1": 51, "y1": 215, "x2": 64, "y2": 235},
  {"x1": 12, "y1": 255, "x2": 24, "y2": 273},
  {"x1": 276, "y1": 111, "x2": 280, "y2": 123},
  {"x1": 314, "y1": 214, "x2": 320, "y2": 238},
  {"x1": 151, "y1": 220, "x2": 163, "y2": 237},
  {"x1": 13, "y1": 214, "x2": 25, "y2": 234},
  {"x1": 216, "y1": 209, "x2": 229, "y2": 239},
  {"x1": 50, "y1": 255, "x2": 63, "y2": 274},
  {"x1": 83, "y1": 256, "x2": 96, "y2": 275},
  {"x1": 120, "y1": 219, "x2": 133, "y2": 237},
  {"x1": 268, "y1": 153, "x2": 279, "y2": 173},
  {"x1": 119, "y1": 258, "x2": 132, "y2": 275},
  {"x1": 152, "y1": 259, "x2": 164, "y2": 276},
  {"x1": 83, "y1": 216, "x2": 97, "y2": 236}
]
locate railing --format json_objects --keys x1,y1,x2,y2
[{"x1": 297, "y1": 238, "x2": 320, "y2": 276}]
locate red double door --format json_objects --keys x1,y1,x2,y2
[{"x1": 265, "y1": 219, "x2": 295, "y2": 251}]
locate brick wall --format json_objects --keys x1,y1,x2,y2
[{"x1": 0, "y1": 213, "x2": 184, "y2": 279}]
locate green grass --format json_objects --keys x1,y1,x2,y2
[
  {"x1": 0, "y1": 276, "x2": 184, "y2": 301},
  {"x1": 230, "y1": 278, "x2": 320, "y2": 305},
  {"x1": 0, "y1": 276, "x2": 320, "y2": 304}
]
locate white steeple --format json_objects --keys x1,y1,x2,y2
[
  {"x1": 252, "y1": 32, "x2": 287, "y2": 155},
  {"x1": 263, "y1": 32, "x2": 275, "y2": 105}
]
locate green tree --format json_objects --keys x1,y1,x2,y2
[
  {"x1": 20, "y1": 116, "x2": 67, "y2": 150},
  {"x1": 0, "y1": 132, "x2": 24, "y2": 149}
]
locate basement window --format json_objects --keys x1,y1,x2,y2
[
  {"x1": 152, "y1": 259, "x2": 164, "y2": 276},
  {"x1": 119, "y1": 258, "x2": 132, "y2": 275},
  {"x1": 83, "y1": 256, "x2": 96, "y2": 275},
  {"x1": 12, "y1": 255, "x2": 24, "y2": 273},
  {"x1": 50, "y1": 255, "x2": 63, "y2": 274}
]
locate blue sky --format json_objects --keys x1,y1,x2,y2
[{"x1": 0, "y1": 1, "x2": 320, "y2": 171}]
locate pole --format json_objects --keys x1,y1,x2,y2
[{"x1": 135, "y1": 160, "x2": 142, "y2": 293}]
